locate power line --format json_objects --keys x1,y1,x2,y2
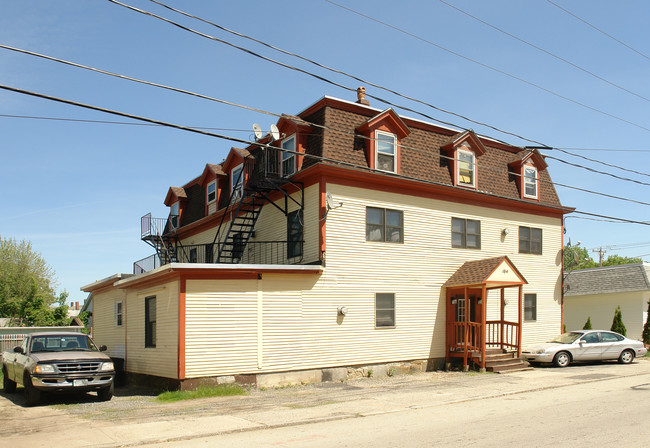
[
  {"x1": 542, "y1": 153, "x2": 650, "y2": 187},
  {"x1": 558, "y1": 147, "x2": 650, "y2": 152},
  {"x1": 146, "y1": 0, "x2": 542, "y2": 147},
  {"x1": 439, "y1": 0, "x2": 650, "y2": 104},
  {"x1": 6, "y1": 80, "x2": 650, "y2": 226},
  {"x1": 546, "y1": 0, "x2": 650, "y2": 62},
  {"x1": 325, "y1": 0, "x2": 650, "y2": 134},
  {"x1": 0, "y1": 113, "x2": 250, "y2": 131},
  {"x1": 110, "y1": 2, "x2": 650, "y2": 188},
  {"x1": 550, "y1": 147, "x2": 650, "y2": 180}
]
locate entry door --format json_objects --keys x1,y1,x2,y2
[{"x1": 455, "y1": 294, "x2": 479, "y2": 322}]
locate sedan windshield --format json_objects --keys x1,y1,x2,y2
[{"x1": 548, "y1": 332, "x2": 582, "y2": 344}]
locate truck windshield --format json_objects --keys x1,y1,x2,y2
[{"x1": 30, "y1": 335, "x2": 97, "y2": 352}]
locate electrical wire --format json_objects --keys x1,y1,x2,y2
[
  {"x1": 439, "y1": 0, "x2": 650, "y2": 104},
  {"x1": 6, "y1": 81, "x2": 650, "y2": 227},
  {"x1": 550, "y1": 147, "x2": 650, "y2": 180},
  {"x1": 542, "y1": 153, "x2": 650, "y2": 187},
  {"x1": 146, "y1": 0, "x2": 541, "y2": 147},
  {"x1": 546, "y1": 0, "x2": 650, "y2": 62},
  {"x1": 325, "y1": 0, "x2": 650, "y2": 134},
  {"x1": 0, "y1": 113, "x2": 250, "y2": 131},
  {"x1": 107, "y1": 2, "x2": 650, "y2": 187}
]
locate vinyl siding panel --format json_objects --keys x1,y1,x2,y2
[
  {"x1": 125, "y1": 281, "x2": 179, "y2": 379},
  {"x1": 92, "y1": 288, "x2": 127, "y2": 359}
]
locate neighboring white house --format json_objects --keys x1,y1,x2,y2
[{"x1": 564, "y1": 263, "x2": 650, "y2": 340}]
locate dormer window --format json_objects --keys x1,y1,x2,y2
[
  {"x1": 281, "y1": 135, "x2": 296, "y2": 177},
  {"x1": 207, "y1": 180, "x2": 216, "y2": 204},
  {"x1": 376, "y1": 131, "x2": 396, "y2": 173},
  {"x1": 523, "y1": 166, "x2": 538, "y2": 199},
  {"x1": 457, "y1": 148, "x2": 475, "y2": 187},
  {"x1": 441, "y1": 130, "x2": 486, "y2": 190},
  {"x1": 231, "y1": 164, "x2": 244, "y2": 201}
]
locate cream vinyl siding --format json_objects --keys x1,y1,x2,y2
[
  {"x1": 92, "y1": 289, "x2": 127, "y2": 359},
  {"x1": 125, "y1": 281, "x2": 179, "y2": 379},
  {"x1": 180, "y1": 185, "x2": 320, "y2": 264},
  {"x1": 185, "y1": 279, "x2": 259, "y2": 377},
  {"x1": 179, "y1": 183, "x2": 561, "y2": 377},
  {"x1": 325, "y1": 184, "x2": 562, "y2": 351},
  {"x1": 565, "y1": 291, "x2": 649, "y2": 340}
]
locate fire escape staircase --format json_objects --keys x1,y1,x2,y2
[
  {"x1": 213, "y1": 153, "x2": 304, "y2": 264},
  {"x1": 141, "y1": 213, "x2": 180, "y2": 266}
]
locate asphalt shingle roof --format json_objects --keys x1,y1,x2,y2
[{"x1": 564, "y1": 263, "x2": 650, "y2": 296}]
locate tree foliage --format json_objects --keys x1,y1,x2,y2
[
  {"x1": 610, "y1": 306, "x2": 627, "y2": 336},
  {"x1": 642, "y1": 301, "x2": 650, "y2": 345},
  {"x1": 0, "y1": 236, "x2": 70, "y2": 326},
  {"x1": 564, "y1": 245, "x2": 642, "y2": 271},
  {"x1": 583, "y1": 317, "x2": 592, "y2": 330}
]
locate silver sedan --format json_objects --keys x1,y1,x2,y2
[{"x1": 522, "y1": 330, "x2": 647, "y2": 367}]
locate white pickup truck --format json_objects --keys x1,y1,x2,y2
[{"x1": 2, "y1": 332, "x2": 115, "y2": 406}]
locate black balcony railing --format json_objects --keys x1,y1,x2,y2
[
  {"x1": 134, "y1": 254, "x2": 161, "y2": 275},
  {"x1": 133, "y1": 241, "x2": 305, "y2": 274}
]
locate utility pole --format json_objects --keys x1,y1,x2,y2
[{"x1": 592, "y1": 247, "x2": 607, "y2": 267}]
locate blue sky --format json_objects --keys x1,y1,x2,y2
[{"x1": 2, "y1": 0, "x2": 650, "y2": 303}]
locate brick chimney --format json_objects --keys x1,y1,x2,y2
[{"x1": 356, "y1": 86, "x2": 370, "y2": 106}]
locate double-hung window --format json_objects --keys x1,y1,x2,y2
[
  {"x1": 523, "y1": 166, "x2": 538, "y2": 198},
  {"x1": 366, "y1": 207, "x2": 403, "y2": 243},
  {"x1": 287, "y1": 209, "x2": 303, "y2": 259},
  {"x1": 375, "y1": 293, "x2": 395, "y2": 327},
  {"x1": 519, "y1": 226, "x2": 542, "y2": 254},
  {"x1": 145, "y1": 296, "x2": 156, "y2": 348},
  {"x1": 451, "y1": 217, "x2": 481, "y2": 249},
  {"x1": 375, "y1": 131, "x2": 396, "y2": 173},
  {"x1": 524, "y1": 293, "x2": 537, "y2": 321},
  {"x1": 281, "y1": 135, "x2": 296, "y2": 177},
  {"x1": 457, "y1": 149, "x2": 475, "y2": 187},
  {"x1": 231, "y1": 164, "x2": 243, "y2": 201},
  {"x1": 207, "y1": 180, "x2": 217, "y2": 204},
  {"x1": 170, "y1": 202, "x2": 179, "y2": 229}
]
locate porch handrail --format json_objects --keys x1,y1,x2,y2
[
  {"x1": 486, "y1": 320, "x2": 520, "y2": 350},
  {"x1": 447, "y1": 321, "x2": 481, "y2": 352}
]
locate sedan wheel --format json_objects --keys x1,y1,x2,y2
[
  {"x1": 553, "y1": 351, "x2": 571, "y2": 368},
  {"x1": 618, "y1": 349, "x2": 635, "y2": 364}
]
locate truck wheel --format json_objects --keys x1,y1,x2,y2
[
  {"x1": 2, "y1": 367, "x2": 17, "y2": 393},
  {"x1": 97, "y1": 383, "x2": 114, "y2": 402},
  {"x1": 23, "y1": 373, "x2": 41, "y2": 406}
]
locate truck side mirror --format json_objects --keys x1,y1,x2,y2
[
  {"x1": 99, "y1": 345, "x2": 108, "y2": 352},
  {"x1": 13, "y1": 346, "x2": 24, "y2": 354}
]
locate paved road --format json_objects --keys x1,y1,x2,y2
[
  {"x1": 1, "y1": 360, "x2": 649, "y2": 447},
  {"x1": 147, "y1": 366, "x2": 650, "y2": 447}
]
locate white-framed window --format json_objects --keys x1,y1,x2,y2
[
  {"x1": 523, "y1": 165, "x2": 538, "y2": 198},
  {"x1": 115, "y1": 301, "x2": 123, "y2": 327},
  {"x1": 207, "y1": 180, "x2": 217, "y2": 204},
  {"x1": 457, "y1": 148, "x2": 475, "y2": 187},
  {"x1": 281, "y1": 134, "x2": 296, "y2": 177},
  {"x1": 231, "y1": 164, "x2": 243, "y2": 201},
  {"x1": 170, "y1": 202, "x2": 179, "y2": 229},
  {"x1": 375, "y1": 131, "x2": 396, "y2": 173},
  {"x1": 375, "y1": 293, "x2": 395, "y2": 327}
]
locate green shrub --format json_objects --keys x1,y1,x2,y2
[
  {"x1": 610, "y1": 306, "x2": 627, "y2": 336},
  {"x1": 583, "y1": 317, "x2": 592, "y2": 330},
  {"x1": 642, "y1": 300, "x2": 650, "y2": 345}
]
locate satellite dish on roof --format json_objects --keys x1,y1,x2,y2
[
  {"x1": 270, "y1": 124, "x2": 280, "y2": 141},
  {"x1": 252, "y1": 123, "x2": 262, "y2": 140}
]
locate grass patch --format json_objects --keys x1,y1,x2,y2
[{"x1": 155, "y1": 384, "x2": 246, "y2": 403}]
